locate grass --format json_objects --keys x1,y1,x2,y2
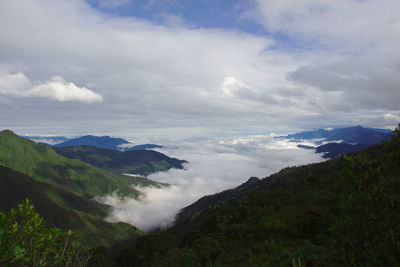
[
  {"x1": 0, "y1": 130, "x2": 145, "y2": 198},
  {"x1": 0, "y1": 165, "x2": 141, "y2": 247}
]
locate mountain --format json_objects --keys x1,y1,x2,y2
[
  {"x1": 54, "y1": 135, "x2": 130, "y2": 150},
  {"x1": 22, "y1": 135, "x2": 70, "y2": 145},
  {"x1": 53, "y1": 134, "x2": 164, "y2": 152},
  {"x1": 111, "y1": 128, "x2": 400, "y2": 266},
  {"x1": 315, "y1": 142, "x2": 370, "y2": 159},
  {"x1": 0, "y1": 165, "x2": 140, "y2": 247},
  {"x1": 283, "y1": 126, "x2": 393, "y2": 159},
  {"x1": 53, "y1": 145, "x2": 186, "y2": 176},
  {"x1": 284, "y1": 125, "x2": 392, "y2": 144},
  {"x1": 118, "y1": 130, "x2": 397, "y2": 266},
  {"x1": 0, "y1": 129, "x2": 161, "y2": 198},
  {"x1": 128, "y1": 144, "x2": 163, "y2": 151}
]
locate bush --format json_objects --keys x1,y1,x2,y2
[
  {"x1": 330, "y1": 125, "x2": 400, "y2": 265},
  {"x1": 0, "y1": 199, "x2": 89, "y2": 266}
]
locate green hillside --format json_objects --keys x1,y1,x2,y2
[
  {"x1": 53, "y1": 145, "x2": 186, "y2": 176},
  {"x1": 0, "y1": 165, "x2": 140, "y2": 247},
  {"x1": 114, "y1": 127, "x2": 400, "y2": 266},
  {"x1": 0, "y1": 130, "x2": 162, "y2": 198}
]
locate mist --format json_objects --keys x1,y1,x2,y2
[{"x1": 96, "y1": 134, "x2": 325, "y2": 231}]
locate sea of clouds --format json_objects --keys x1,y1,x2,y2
[{"x1": 96, "y1": 134, "x2": 324, "y2": 231}]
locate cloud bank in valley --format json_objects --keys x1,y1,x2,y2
[{"x1": 97, "y1": 135, "x2": 324, "y2": 231}]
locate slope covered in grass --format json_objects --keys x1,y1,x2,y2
[
  {"x1": 0, "y1": 130, "x2": 161, "y2": 198},
  {"x1": 0, "y1": 165, "x2": 140, "y2": 247}
]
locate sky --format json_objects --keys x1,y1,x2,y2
[{"x1": 0, "y1": 0, "x2": 399, "y2": 138}]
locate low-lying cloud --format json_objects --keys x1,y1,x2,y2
[{"x1": 97, "y1": 134, "x2": 324, "y2": 231}]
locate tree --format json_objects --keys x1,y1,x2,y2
[
  {"x1": 0, "y1": 199, "x2": 88, "y2": 266},
  {"x1": 330, "y1": 124, "x2": 400, "y2": 265}
]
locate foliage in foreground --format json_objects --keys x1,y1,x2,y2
[
  {"x1": 0, "y1": 199, "x2": 89, "y2": 266},
  {"x1": 330, "y1": 128, "x2": 400, "y2": 265}
]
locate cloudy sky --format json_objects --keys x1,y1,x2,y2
[{"x1": 1, "y1": 0, "x2": 400, "y2": 138}]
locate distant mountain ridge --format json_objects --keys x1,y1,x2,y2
[
  {"x1": 54, "y1": 135, "x2": 130, "y2": 150},
  {"x1": 0, "y1": 129, "x2": 161, "y2": 198},
  {"x1": 54, "y1": 145, "x2": 186, "y2": 176},
  {"x1": 282, "y1": 126, "x2": 393, "y2": 159},
  {"x1": 0, "y1": 129, "x2": 182, "y2": 247},
  {"x1": 49, "y1": 134, "x2": 164, "y2": 151},
  {"x1": 285, "y1": 125, "x2": 392, "y2": 144},
  {"x1": 22, "y1": 135, "x2": 70, "y2": 145},
  {"x1": 0, "y1": 130, "x2": 155, "y2": 246},
  {"x1": 315, "y1": 143, "x2": 370, "y2": 159}
]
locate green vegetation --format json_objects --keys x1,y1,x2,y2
[
  {"x1": 113, "y1": 126, "x2": 400, "y2": 266},
  {"x1": 54, "y1": 145, "x2": 186, "y2": 176},
  {"x1": 0, "y1": 130, "x2": 147, "y2": 247},
  {"x1": 0, "y1": 165, "x2": 140, "y2": 247},
  {"x1": 0, "y1": 199, "x2": 88, "y2": 266},
  {"x1": 0, "y1": 130, "x2": 160, "y2": 198},
  {"x1": 329, "y1": 134, "x2": 400, "y2": 265}
]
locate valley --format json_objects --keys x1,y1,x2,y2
[{"x1": 0, "y1": 125, "x2": 398, "y2": 266}]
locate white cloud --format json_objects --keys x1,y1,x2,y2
[
  {"x1": 97, "y1": 185, "x2": 185, "y2": 231},
  {"x1": 0, "y1": 69, "x2": 30, "y2": 94},
  {"x1": 25, "y1": 76, "x2": 103, "y2": 103},
  {"x1": 252, "y1": 0, "x2": 400, "y2": 118},
  {"x1": 288, "y1": 54, "x2": 400, "y2": 111},
  {"x1": 98, "y1": 135, "x2": 324, "y2": 231},
  {"x1": 255, "y1": 0, "x2": 400, "y2": 50},
  {"x1": 220, "y1": 76, "x2": 253, "y2": 98},
  {"x1": 0, "y1": 69, "x2": 102, "y2": 103}
]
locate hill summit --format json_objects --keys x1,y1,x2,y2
[{"x1": 54, "y1": 135, "x2": 130, "y2": 150}]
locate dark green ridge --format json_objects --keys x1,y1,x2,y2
[
  {"x1": 112, "y1": 129, "x2": 399, "y2": 266},
  {"x1": 163, "y1": 137, "x2": 400, "y2": 266},
  {"x1": 0, "y1": 165, "x2": 141, "y2": 247},
  {"x1": 0, "y1": 129, "x2": 161, "y2": 198},
  {"x1": 54, "y1": 145, "x2": 186, "y2": 176}
]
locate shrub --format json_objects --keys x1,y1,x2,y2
[{"x1": 0, "y1": 199, "x2": 89, "y2": 266}]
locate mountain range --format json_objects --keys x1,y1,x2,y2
[
  {"x1": 24, "y1": 134, "x2": 164, "y2": 151},
  {"x1": 284, "y1": 125, "x2": 392, "y2": 144},
  {"x1": 0, "y1": 129, "x2": 185, "y2": 247},
  {"x1": 54, "y1": 145, "x2": 186, "y2": 176},
  {"x1": 114, "y1": 126, "x2": 400, "y2": 266},
  {"x1": 53, "y1": 135, "x2": 130, "y2": 150},
  {"x1": 282, "y1": 126, "x2": 393, "y2": 159},
  {"x1": 0, "y1": 130, "x2": 146, "y2": 198},
  {"x1": 2, "y1": 125, "x2": 399, "y2": 265}
]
